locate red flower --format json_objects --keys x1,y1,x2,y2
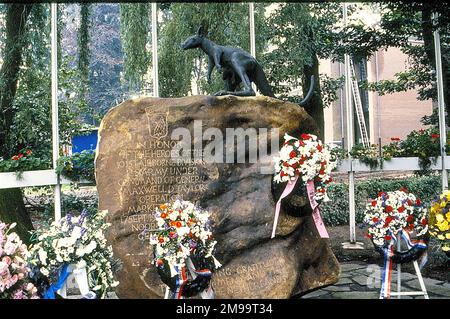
[
  {"x1": 156, "y1": 259, "x2": 164, "y2": 267},
  {"x1": 407, "y1": 215, "x2": 414, "y2": 223},
  {"x1": 385, "y1": 206, "x2": 393, "y2": 213},
  {"x1": 319, "y1": 169, "x2": 325, "y2": 175},
  {"x1": 17, "y1": 153, "x2": 23, "y2": 159},
  {"x1": 384, "y1": 216, "x2": 394, "y2": 227},
  {"x1": 371, "y1": 200, "x2": 377, "y2": 207},
  {"x1": 431, "y1": 134, "x2": 440, "y2": 139},
  {"x1": 280, "y1": 171, "x2": 286, "y2": 177},
  {"x1": 391, "y1": 137, "x2": 400, "y2": 141},
  {"x1": 289, "y1": 150, "x2": 297, "y2": 158},
  {"x1": 25, "y1": 149, "x2": 32, "y2": 156},
  {"x1": 421, "y1": 218, "x2": 427, "y2": 226},
  {"x1": 175, "y1": 221, "x2": 182, "y2": 228},
  {"x1": 407, "y1": 199, "x2": 412, "y2": 206},
  {"x1": 317, "y1": 144, "x2": 323, "y2": 152},
  {"x1": 385, "y1": 235, "x2": 392, "y2": 241},
  {"x1": 283, "y1": 162, "x2": 289, "y2": 167},
  {"x1": 365, "y1": 233, "x2": 373, "y2": 239},
  {"x1": 372, "y1": 217, "x2": 379, "y2": 223},
  {"x1": 415, "y1": 199, "x2": 421, "y2": 206},
  {"x1": 158, "y1": 237, "x2": 164, "y2": 243},
  {"x1": 301, "y1": 133, "x2": 310, "y2": 140},
  {"x1": 398, "y1": 206, "x2": 405, "y2": 213},
  {"x1": 11, "y1": 155, "x2": 19, "y2": 161},
  {"x1": 419, "y1": 129, "x2": 425, "y2": 133}
]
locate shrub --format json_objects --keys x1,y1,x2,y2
[{"x1": 56, "y1": 150, "x2": 95, "y2": 183}]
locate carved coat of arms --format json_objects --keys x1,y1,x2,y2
[{"x1": 145, "y1": 108, "x2": 168, "y2": 139}]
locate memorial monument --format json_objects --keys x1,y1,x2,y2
[{"x1": 95, "y1": 95, "x2": 340, "y2": 298}]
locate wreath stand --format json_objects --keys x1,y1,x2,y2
[
  {"x1": 162, "y1": 258, "x2": 215, "y2": 299},
  {"x1": 380, "y1": 232, "x2": 429, "y2": 299}
]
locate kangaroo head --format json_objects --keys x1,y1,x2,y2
[{"x1": 181, "y1": 26, "x2": 206, "y2": 50}]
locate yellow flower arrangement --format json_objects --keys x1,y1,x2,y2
[{"x1": 429, "y1": 191, "x2": 450, "y2": 252}]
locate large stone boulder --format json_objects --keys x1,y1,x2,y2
[{"x1": 95, "y1": 95, "x2": 340, "y2": 299}]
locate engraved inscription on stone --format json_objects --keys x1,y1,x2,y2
[{"x1": 115, "y1": 122, "x2": 212, "y2": 243}]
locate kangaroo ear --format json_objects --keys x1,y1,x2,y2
[{"x1": 197, "y1": 26, "x2": 204, "y2": 37}]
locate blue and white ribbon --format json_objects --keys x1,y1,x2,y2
[
  {"x1": 380, "y1": 237, "x2": 395, "y2": 299},
  {"x1": 43, "y1": 264, "x2": 70, "y2": 299}
]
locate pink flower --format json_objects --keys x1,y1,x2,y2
[
  {"x1": 7, "y1": 274, "x2": 18, "y2": 288},
  {"x1": 2, "y1": 255, "x2": 12, "y2": 265},
  {"x1": 13, "y1": 289, "x2": 24, "y2": 299},
  {"x1": 0, "y1": 261, "x2": 8, "y2": 275},
  {"x1": 4, "y1": 242, "x2": 17, "y2": 255}
]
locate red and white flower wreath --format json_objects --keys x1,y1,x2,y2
[{"x1": 271, "y1": 133, "x2": 337, "y2": 238}]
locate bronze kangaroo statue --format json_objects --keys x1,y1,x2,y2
[{"x1": 181, "y1": 26, "x2": 315, "y2": 105}]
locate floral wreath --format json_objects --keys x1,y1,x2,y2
[
  {"x1": 364, "y1": 189, "x2": 429, "y2": 264},
  {"x1": 271, "y1": 133, "x2": 336, "y2": 239},
  {"x1": 428, "y1": 191, "x2": 450, "y2": 256},
  {"x1": 28, "y1": 210, "x2": 119, "y2": 298},
  {"x1": 149, "y1": 199, "x2": 221, "y2": 299},
  {"x1": 273, "y1": 133, "x2": 336, "y2": 202}
]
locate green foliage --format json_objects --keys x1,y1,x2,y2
[
  {"x1": 119, "y1": 3, "x2": 151, "y2": 93},
  {"x1": 381, "y1": 127, "x2": 450, "y2": 172},
  {"x1": 56, "y1": 150, "x2": 95, "y2": 183},
  {"x1": 319, "y1": 74, "x2": 344, "y2": 108},
  {"x1": 321, "y1": 175, "x2": 442, "y2": 226},
  {"x1": 41, "y1": 192, "x2": 98, "y2": 222},
  {"x1": 0, "y1": 148, "x2": 50, "y2": 173},
  {"x1": 349, "y1": 143, "x2": 381, "y2": 169},
  {"x1": 263, "y1": 3, "x2": 316, "y2": 96},
  {"x1": 5, "y1": 4, "x2": 90, "y2": 165}
]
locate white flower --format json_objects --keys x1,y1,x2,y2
[
  {"x1": 71, "y1": 226, "x2": 83, "y2": 239},
  {"x1": 40, "y1": 267, "x2": 49, "y2": 277},
  {"x1": 38, "y1": 249, "x2": 48, "y2": 266},
  {"x1": 84, "y1": 240, "x2": 97, "y2": 254}
]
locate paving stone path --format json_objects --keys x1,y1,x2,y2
[
  {"x1": 65, "y1": 262, "x2": 448, "y2": 299},
  {"x1": 301, "y1": 262, "x2": 450, "y2": 299}
]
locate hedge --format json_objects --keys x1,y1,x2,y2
[{"x1": 321, "y1": 175, "x2": 442, "y2": 227}]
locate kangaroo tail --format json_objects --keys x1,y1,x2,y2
[
  {"x1": 253, "y1": 63, "x2": 275, "y2": 98},
  {"x1": 298, "y1": 75, "x2": 315, "y2": 106}
]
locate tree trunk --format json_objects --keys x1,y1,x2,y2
[
  {"x1": 0, "y1": 4, "x2": 33, "y2": 157},
  {"x1": 0, "y1": 4, "x2": 34, "y2": 243},
  {"x1": 302, "y1": 53, "x2": 324, "y2": 140},
  {"x1": 0, "y1": 188, "x2": 32, "y2": 244}
]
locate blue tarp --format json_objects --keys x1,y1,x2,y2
[{"x1": 72, "y1": 129, "x2": 98, "y2": 153}]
